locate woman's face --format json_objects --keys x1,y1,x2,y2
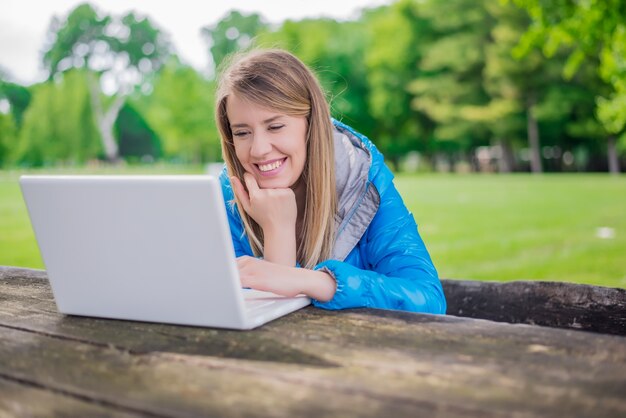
[{"x1": 227, "y1": 93, "x2": 308, "y2": 190}]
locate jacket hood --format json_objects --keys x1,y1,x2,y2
[{"x1": 331, "y1": 119, "x2": 391, "y2": 261}]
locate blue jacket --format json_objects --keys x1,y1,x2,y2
[{"x1": 219, "y1": 120, "x2": 447, "y2": 314}]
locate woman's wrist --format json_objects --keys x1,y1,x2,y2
[
  {"x1": 301, "y1": 269, "x2": 336, "y2": 302},
  {"x1": 263, "y1": 224, "x2": 297, "y2": 266}
]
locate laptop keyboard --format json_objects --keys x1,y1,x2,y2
[{"x1": 242, "y1": 289, "x2": 281, "y2": 311}]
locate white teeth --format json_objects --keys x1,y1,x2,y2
[{"x1": 258, "y1": 159, "x2": 284, "y2": 172}]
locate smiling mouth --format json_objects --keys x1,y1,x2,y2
[{"x1": 256, "y1": 158, "x2": 287, "y2": 172}]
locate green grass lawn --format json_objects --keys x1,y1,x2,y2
[
  {"x1": 1, "y1": 167, "x2": 625, "y2": 288},
  {"x1": 395, "y1": 173, "x2": 626, "y2": 288}
]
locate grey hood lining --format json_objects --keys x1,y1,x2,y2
[{"x1": 331, "y1": 127, "x2": 381, "y2": 261}]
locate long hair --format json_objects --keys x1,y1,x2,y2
[{"x1": 215, "y1": 49, "x2": 336, "y2": 269}]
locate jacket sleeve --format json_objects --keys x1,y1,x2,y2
[
  {"x1": 311, "y1": 182, "x2": 447, "y2": 314},
  {"x1": 226, "y1": 204, "x2": 254, "y2": 257},
  {"x1": 220, "y1": 171, "x2": 254, "y2": 258}
]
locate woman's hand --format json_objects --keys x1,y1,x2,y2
[
  {"x1": 231, "y1": 173, "x2": 297, "y2": 231},
  {"x1": 237, "y1": 256, "x2": 336, "y2": 301},
  {"x1": 231, "y1": 173, "x2": 297, "y2": 266}
]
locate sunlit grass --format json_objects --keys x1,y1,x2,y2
[
  {"x1": 1, "y1": 167, "x2": 624, "y2": 288},
  {"x1": 396, "y1": 173, "x2": 626, "y2": 288}
]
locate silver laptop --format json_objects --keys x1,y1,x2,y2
[{"x1": 20, "y1": 175, "x2": 310, "y2": 330}]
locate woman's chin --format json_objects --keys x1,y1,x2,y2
[{"x1": 257, "y1": 178, "x2": 291, "y2": 189}]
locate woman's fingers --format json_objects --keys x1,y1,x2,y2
[
  {"x1": 230, "y1": 176, "x2": 250, "y2": 211},
  {"x1": 237, "y1": 256, "x2": 303, "y2": 297},
  {"x1": 232, "y1": 173, "x2": 297, "y2": 231},
  {"x1": 237, "y1": 256, "x2": 267, "y2": 290},
  {"x1": 243, "y1": 172, "x2": 260, "y2": 195}
]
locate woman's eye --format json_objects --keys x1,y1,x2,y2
[
  {"x1": 233, "y1": 131, "x2": 250, "y2": 138},
  {"x1": 269, "y1": 124, "x2": 284, "y2": 131}
]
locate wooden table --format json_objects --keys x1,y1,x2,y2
[{"x1": 1, "y1": 267, "x2": 625, "y2": 417}]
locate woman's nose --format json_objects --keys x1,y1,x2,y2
[{"x1": 249, "y1": 132, "x2": 273, "y2": 158}]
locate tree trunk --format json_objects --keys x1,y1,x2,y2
[
  {"x1": 87, "y1": 73, "x2": 125, "y2": 162},
  {"x1": 100, "y1": 95, "x2": 125, "y2": 162},
  {"x1": 607, "y1": 135, "x2": 620, "y2": 174},
  {"x1": 526, "y1": 94, "x2": 543, "y2": 173},
  {"x1": 497, "y1": 138, "x2": 516, "y2": 173}
]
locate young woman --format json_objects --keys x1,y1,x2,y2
[{"x1": 215, "y1": 49, "x2": 446, "y2": 314}]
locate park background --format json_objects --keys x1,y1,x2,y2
[{"x1": 0, "y1": 0, "x2": 624, "y2": 288}]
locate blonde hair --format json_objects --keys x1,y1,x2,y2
[{"x1": 216, "y1": 49, "x2": 336, "y2": 269}]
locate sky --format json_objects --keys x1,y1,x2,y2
[{"x1": 0, "y1": 0, "x2": 390, "y2": 86}]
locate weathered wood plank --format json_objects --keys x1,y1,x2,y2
[
  {"x1": 0, "y1": 325, "x2": 505, "y2": 418},
  {"x1": 0, "y1": 266, "x2": 48, "y2": 281},
  {"x1": 1, "y1": 321, "x2": 625, "y2": 418},
  {"x1": 443, "y1": 279, "x2": 626, "y2": 335},
  {"x1": 4, "y1": 266, "x2": 624, "y2": 335},
  {"x1": 0, "y1": 271, "x2": 334, "y2": 366},
  {"x1": 0, "y1": 377, "x2": 146, "y2": 417},
  {"x1": 1, "y1": 267, "x2": 626, "y2": 417}
]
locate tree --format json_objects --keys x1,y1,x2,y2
[
  {"x1": 0, "y1": 80, "x2": 31, "y2": 129},
  {"x1": 201, "y1": 10, "x2": 267, "y2": 73},
  {"x1": 42, "y1": 3, "x2": 171, "y2": 162},
  {"x1": 115, "y1": 103, "x2": 162, "y2": 161},
  {"x1": 0, "y1": 111, "x2": 17, "y2": 167},
  {"x1": 14, "y1": 70, "x2": 101, "y2": 166},
  {"x1": 0, "y1": 77, "x2": 31, "y2": 167},
  {"x1": 363, "y1": 0, "x2": 437, "y2": 170},
  {"x1": 475, "y1": 1, "x2": 585, "y2": 173},
  {"x1": 512, "y1": 0, "x2": 626, "y2": 173},
  {"x1": 408, "y1": 0, "x2": 494, "y2": 170},
  {"x1": 133, "y1": 58, "x2": 220, "y2": 163}
]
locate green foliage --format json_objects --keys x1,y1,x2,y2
[
  {"x1": 115, "y1": 103, "x2": 162, "y2": 160},
  {"x1": 2, "y1": 0, "x2": 622, "y2": 171},
  {"x1": 512, "y1": 0, "x2": 626, "y2": 136},
  {"x1": 114, "y1": 12, "x2": 172, "y2": 78},
  {"x1": 133, "y1": 59, "x2": 220, "y2": 163},
  {"x1": 0, "y1": 80, "x2": 31, "y2": 128},
  {"x1": 13, "y1": 70, "x2": 101, "y2": 166},
  {"x1": 480, "y1": 3, "x2": 536, "y2": 147},
  {"x1": 202, "y1": 10, "x2": 267, "y2": 71},
  {"x1": 479, "y1": 2, "x2": 602, "y2": 170},
  {"x1": 41, "y1": 2, "x2": 172, "y2": 161},
  {"x1": 0, "y1": 79, "x2": 26, "y2": 167},
  {"x1": 409, "y1": 0, "x2": 493, "y2": 152},
  {"x1": 363, "y1": 0, "x2": 435, "y2": 163},
  {"x1": 43, "y1": 3, "x2": 170, "y2": 89},
  {"x1": 0, "y1": 113, "x2": 17, "y2": 167},
  {"x1": 42, "y1": 3, "x2": 110, "y2": 77}
]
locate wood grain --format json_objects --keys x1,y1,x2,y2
[
  {"x1": 443, "y1": 279, "x2": 626, "y2": 335},
  {"x1": 1, "y1": 267, "x2": 625, "y2": 417}
]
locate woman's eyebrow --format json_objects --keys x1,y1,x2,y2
[
  {"x1": 263, "y1": 115, "x2": 283, "y2": 124},
  {"x1": 231, "y1": 115, "x2": 283, "y2": 129}
]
